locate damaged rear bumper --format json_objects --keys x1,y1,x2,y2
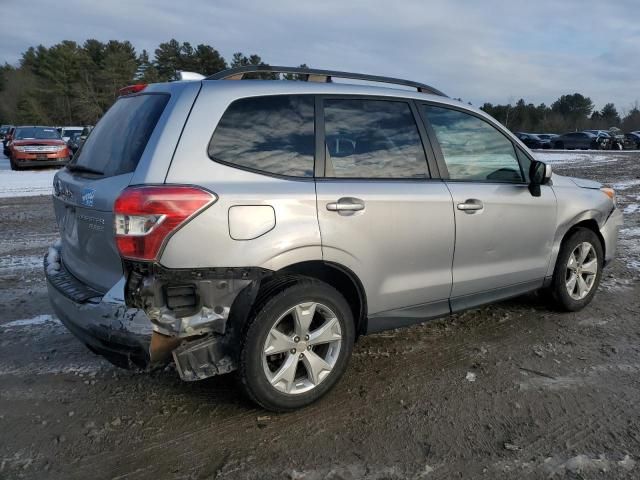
[
  {"x1": 45, "y1": 245, "x2": 270, "y2": 380},
  {"x1": 45, "y1": 250, "x2": 153, "y2": 369}
]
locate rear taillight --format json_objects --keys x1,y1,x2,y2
[
  {"x1": 118, "y1": 84, "x2": 147, "y2": 96},
  {"x1": 114, "y1": 186, "x2": 216, "y2": 261}
]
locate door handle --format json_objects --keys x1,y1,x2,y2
[
  {"x1": 457, "y1": 199, "x2": 484, "y2": 212},
  {"x1": 326, "y1": 197, "x2": 365, "y2": 212}
]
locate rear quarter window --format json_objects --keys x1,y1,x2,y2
[
  {"x1": 208, "y1": 95, "x2": 315, "y2": 178},
  {"x1": 71, "y1": 93, "x2": 170, "y2": 177}
]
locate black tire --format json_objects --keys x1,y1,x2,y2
[
  {"x1": 9, "y1": 157, "x2": 21, "y2": 171},
  {"x1": 550, "y1": 228, "x2": 603, "y2": 312},
  {"x1": 555, "y1": 141, "x2": 564, "y2": 149},
  {"x1": 238, "y1": 277, "x2": 355, "y2": 411}
]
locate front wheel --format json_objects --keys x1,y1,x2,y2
[
  {"x1": 239, "y1": 278, "x2": 355, "y2": 411},
  {"x1": 550, "y1": 228, "x2": 603, "y2": 311}
]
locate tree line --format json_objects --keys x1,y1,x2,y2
[
  {"x1": 480, "y1": 94, "x2": 640, "y2": 134},
  {"x1": 0, "y1": 39, "x2": 297, "y2": 126},
  {"x1": 1, "y1": 38, "x2": 639, "y2": 134}
]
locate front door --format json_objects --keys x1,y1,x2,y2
[
  {"x1": 315, "y1": 98, "x2": 455, "y2": 324},
  {"x1": 420, "y1": 104, "x2": 557, "y2": 302}
]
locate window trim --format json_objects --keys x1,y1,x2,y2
[
  {"x1": 207, "y1": 93, "x2": 317, "y2": 181},
  {"x1": 316, "y1": 94, "x2": 437, "y2": 181},
  {"x1": 418, "y1": 101, "x2": 533, "y2": 185}
]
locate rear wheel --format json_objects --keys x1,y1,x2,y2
[
  {"x1": 239, "y1": 278, "x2": 355, "y2": 411},
  {"x1": 550, "y1": 228, "x2": 603, "y2": 311}
]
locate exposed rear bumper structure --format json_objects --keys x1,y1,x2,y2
[{"x1": 45, "y1": 245, "x2": 266, "y2": 379}]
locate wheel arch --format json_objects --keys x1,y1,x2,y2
[
  {"x1": 277, "y1": 261, "x2": 368, "y2": 337},
  {"x1": 563, "y1": 219, "x2": 606, "y2": 259}
]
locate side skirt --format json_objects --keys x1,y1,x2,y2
[{"x1": 365, "y1": 279, "x2": 544, "y2": 334}]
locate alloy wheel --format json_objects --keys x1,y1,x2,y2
[
  {"x1": 565, "y1": 242, "x2": 598, "y2": 300},
  {"x1": 262, "y1": 302, "x2": 342, "y2": 395}
]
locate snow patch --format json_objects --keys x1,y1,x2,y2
[
  {"x1": 0, "y1": 156, "x2": 56, "y2": 198},
  {"x1": 612, "y1": 178, "x2": 640, "y2": 190},
  {"x1": 533, "y1": 152, "x2": 617, "y2": 166},
  {"x1": 1, "y1": 314, "x2": 60, "y2": 329},
  {"x1": 45, "y1": 246, "x2": 61, "y2": 275},
  {"x1": 0, "y1": 255, "x2": 44, "y2": 272},
  {"x1": 0, "y1": 363, "x2": 105, "y2": 377},
  {"x1": 620, "y1": 227, "x2": 640, "y2": 237},
  {"x1": 623, "y1": 203, "x2": 639, "y2": 214}
]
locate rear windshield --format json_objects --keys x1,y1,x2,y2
[
  {"x1": 70, "y1": 93, "x2": 169, "y2": 177},
  {"x1": 14, "y1": 127, "x2": 61, "y2": 140}
]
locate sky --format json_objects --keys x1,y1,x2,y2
[{"x1": 1, "y1": 0, "x2": 638, "y2": 111}]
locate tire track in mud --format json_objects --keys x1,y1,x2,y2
[{"x1": 63, "y1": 295, "x2": 631, "y2": 478}]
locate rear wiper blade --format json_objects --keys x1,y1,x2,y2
[{"x1": 66, "y1": 164, "x2": 103, "y2": 175}]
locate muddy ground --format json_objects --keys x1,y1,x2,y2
[{"x1": 0, "y1": 152, "x2": 639, "y2": 480}]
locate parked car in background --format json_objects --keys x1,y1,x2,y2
[
  {"x1": 66, "y1": 131, "x2": 83, "y2": 156},
  {"x1": 535, "y1": 133, "x2": 557, "y2": 149},
  {"x1": 59, "y1": 126, "x2": 84, "y2": 143},
  {"x1": 0, "y1": 124, "x2": 13, "y2": 141},
  {"x1": 583, "y1": 130, "x2": 626, "y2": 150},
  {"x1": 582, "y1": 130, "x2": 614, "y2": 150},
  {"x1": 552, "y1": 131, "x2": 602, "y2": 150},
  {"x1": 3, "y1": 126, "x2": 16, "y2": 155},
  {"x1": 67, "y1": 125, "x2": 94, "y2": 156},
  {"x1": 623, "y1": 132, "x2": 640, "y2": 150},
  {"x1": 8, "y1": 126, "x2": 70, "y2": 170},
  {"x1": 514, "y1": 132, "x2": 544, "y2": 149},
  {"x1": 45, "y1": 66, "x2": 622, "y2": 411}
]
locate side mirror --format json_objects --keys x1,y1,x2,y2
[{"x1": 529, "y1": 161, "x2": 552, "y2": 197}]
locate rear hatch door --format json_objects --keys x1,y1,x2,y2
[{"x1": 53, "y1": 92, "x2": 173, "y2": 293}]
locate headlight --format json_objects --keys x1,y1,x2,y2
[
  {"x1": 601, "y1": 187, "x2": 616, "y2": 207},
  {"x1": 55, "y1": 145, "x2": 66, "y2": 152},
  {"x1": 14, "y1": 146, "x2": 26, "y2": 152}
]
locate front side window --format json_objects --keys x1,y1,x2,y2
[
  {"x1": 324, "y1": 99, "x2": 427, "y2": 179},
  {"x1": 208, "y1": 95, "x2": 315, "y2": 178},
  {"x1": 422, "y1": 105, "x2": 523, "y2": 183}
]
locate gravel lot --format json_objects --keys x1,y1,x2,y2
[{"x1": 0, "y1": 151, "x2": 639, "y2": 479}]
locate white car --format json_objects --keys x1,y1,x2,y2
[{"x1": 59, "y1": 126, "x2": 84, "y2": 143}]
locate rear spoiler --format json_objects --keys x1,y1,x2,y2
[{"x1": 118, "y1": 71, "x2": 204, "y2": 97}]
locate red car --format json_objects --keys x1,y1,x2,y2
[{"x1": 8, "y1": 126, "x2": 70, "y2": 170}]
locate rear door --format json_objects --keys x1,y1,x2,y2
[
  {"x1": 419, "y1": 104, "x2": 557, "y2": 304},
  {"x1": 315, "y1": 97, "x2": 455, "y2": 324},
  {"x1": 53, "y1": 90, "x2": 180, "y2": 292}
]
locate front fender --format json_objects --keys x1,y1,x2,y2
[{"x1": 547, "y1": 179, "x2": 615, "y2": 277}]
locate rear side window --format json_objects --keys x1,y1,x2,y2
[
  {"x1": 71, "y1": 94, "x2": 169, "y2": 177},
  {"x1": 422, "y1": 105, "x2": 523, "y2": 183},
  {"x1": 208, "y1": 95, "x2": 315, "y2": 177},
  {"x1": 323, "y1": 99, "x2": 427, "y2": 179}
]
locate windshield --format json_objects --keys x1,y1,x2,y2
[
  {"x1": 14, "y1": 127, "x2": 61, "y2": 140},
  {"x1": 71, "y1": 94, "x2": 169, "y2": 177},
  {"x1": 62, "y1": 128, "x2": 83, "y2": 137}
]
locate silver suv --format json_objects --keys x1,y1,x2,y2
[{"x1": 45, "y1": 66, "x2": 622, "y2": 411}]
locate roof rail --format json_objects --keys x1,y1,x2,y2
[{"x1": 206, "y1": 65, "x2": 447, "y2": 97}]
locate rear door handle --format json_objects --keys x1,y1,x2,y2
[
  {"x1": 457, "y1": 199, "x2": 484, "y2": 212},
  {"x1": 326, "y1": 197, "x2": 365, "y2": 213}
]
